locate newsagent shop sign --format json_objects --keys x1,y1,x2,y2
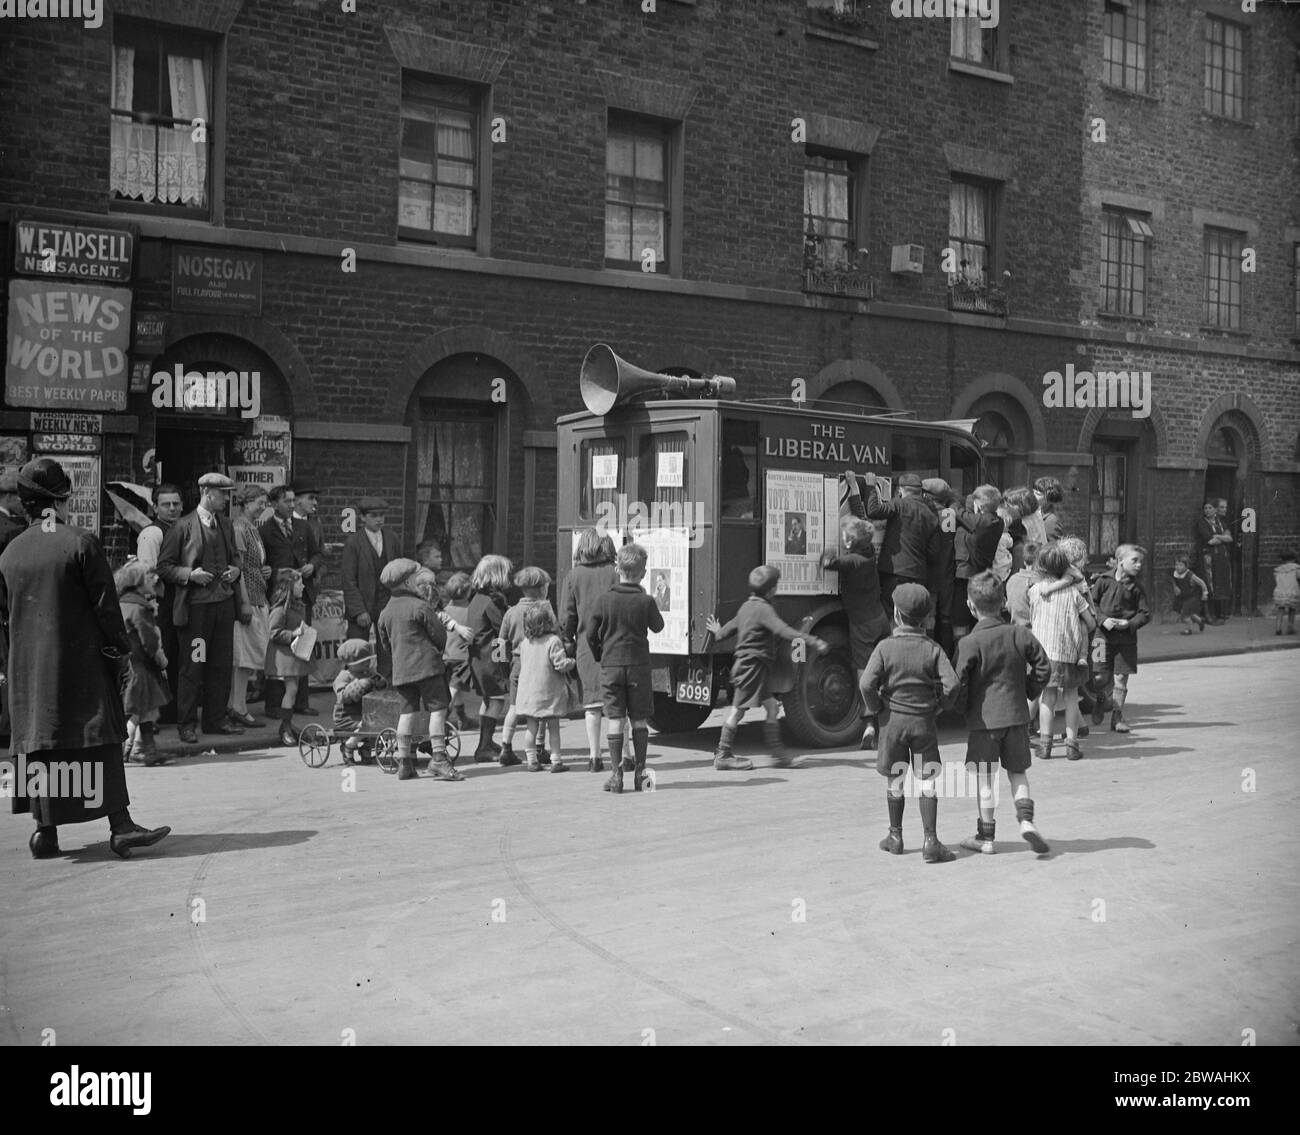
[
  {"x1": 5, "y1": 280, "x2": 132, "y2": 411},
  {"x1": 13, "y1": 217, "x2": 135, "y2": 283}
]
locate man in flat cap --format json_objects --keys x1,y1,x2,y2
[
  {"x1": 862, "y1": 470, "x2": 941, "y2": 617},
  {"x1": 157, "y1": 472, "x2": 244, "y2": 743},
  {"x1": 341, "y1": 497, "x2": 398, "y2": 678},
  {"x1": 0, "y1": 457, "x2": 169, "y2": 858},
  {"x1": 289, "y1": 481, "x2": 325, "y2": 716}
]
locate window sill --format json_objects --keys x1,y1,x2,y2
[
  {"x1": 1199, "y1": 110, "x2": 1254, "y2": 129},
  {"x1": 1095, "y1": 310, "x2": 1155, "y2": 326},
  {"x1": 947, "y1": 59, "x2": 1013, "y2": 84},
  {"x1": 804, "y1": 22, "x2": 880, "y2": 50},
  {"x1": 1198, "y1": 326, "x2": 1249, "y2": 339},
  {"x1": 1098, "y1": 82, "x2": 1158, "y2": 102}
]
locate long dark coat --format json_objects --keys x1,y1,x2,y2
[
  {"x1": 467, "y1": 587, "x2": 511, "y2": 699},
  {"x1": 821, "y1": 539, "x2": 891, "y2": 671},
  {"x1": 340, "y1": 529, "x2": 400, "y2": 625},
  {"x1": 560, "y1": 560, "x2": 618, "y2": 709},
  {"x1": 0, "y1": 519, "x2": 132, "y2": 825}
]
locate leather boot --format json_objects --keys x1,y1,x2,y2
[
  {"x1": 30, "y1": 826, "x2": 61, "y2": 859},
  {"x1": 138, "y1": 723, "x2": 169, "y2": 766},
  {"x1": 108, "y1": 811, "x2": 171, "y2": 858},
  {"x1": 475, "y1": 716, "x2": 498, "y2": 760},
  {"x1": 604, "y1": 733, "x2": 625, "y2": 793},
  {"x1": 919, "y1": 795, "x2": 955, "y2": 863},
  {"x1": 1015, "y1": 797, "x2": 1049, "y2": 854},
  {"x1": 764, "y1": 720, "x2": 805, "y2": 768},
  {"x1": 880, "y1": 792, "x2": 904, "y2": 854},
  {"x1": 427, "y1": 742, "x2": 464, "y2": 781},
  {"x1": 278, "y1": 708, "x2": 299, "y2": 747},
  {"x1": 396, "y1": 734, "x2": 418, "y2": 780},
  {"x1": 631, "y1": 726, "x2": 648, "y2": 791},
  {"x1": 713, "y1": 722, "x2": 752, "y2": 771},
  {"x1": 960, "y1": 817, "x2": 996, "y2": 855}
]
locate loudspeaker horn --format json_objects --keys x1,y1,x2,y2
[{"x1": 580, "y1": 343, "x2": 737, "y2": 416}]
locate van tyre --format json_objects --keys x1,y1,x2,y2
[{"x1": 779, "y1": 624, "x2": 861, "y2": 749}]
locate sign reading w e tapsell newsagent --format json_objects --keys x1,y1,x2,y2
[{"x1": 13, "y1": 216, "x2": 135, "y2": 283}]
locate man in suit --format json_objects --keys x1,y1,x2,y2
[
  {"x1": 0, "y1": 470, "x2": 26, "y2": 747},
  {"x1": 290, "y1": 482, "x2": 325, "y2": 715},
  {"x1": 134, "y1": 482, "x2": 184, "y2": 723},
  {"x1": 157, "y1": 473, "x2": 245, "y2": 744},
  {"x1": 341, "y1": 497, "x2": 398, "y2": 678}
]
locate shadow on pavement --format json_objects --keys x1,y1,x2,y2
[
  {"x1": 651, "y1": 776, "x2": 787, "y2": 790},
  {"x1": 61, "y1": 828, "x2": 318, "y2": 862}
]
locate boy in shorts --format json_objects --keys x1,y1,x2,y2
[
  {"x1": 1089, "y1": 544, "x2": 1150, "y2": 734},
  {"x1": 952, "y1": 571, "x2": 1052, "y2": 854},
  {"x1": 586, "y1": 544, "x2": 664, "y2": 794},
  {"x1": 377, "y1": 559, "x2": 462, "y2": 782},
  {"x1": 705, "y1": 565, "x2": 829, "y2": 771},
  {"x1": 859, "y1": 583, "x2": 961, "y2": 863}
]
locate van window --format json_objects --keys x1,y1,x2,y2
[
  {"x1": 949, "y1": 441, "x2": 981, "y2": 499},
  {"x1": 638, "y1": 431, "x2": 690, "y2": 520},
  {"x1": 891, "y1": 434, "x2": 941, "y2": 481},
  {"x1": 580, "y1": 437, "x2": 624, "y2": 519},
  {"x1": 721, "y1": 419, "x2": 757, "y2": 519}
]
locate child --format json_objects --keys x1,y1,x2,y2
[
  {"x1": 498, "y1": 566, "x2": 556, "y2": 766},
  {"x1": 1090, "y1": 544, "x2": 1150, "y2": 733},
  {"x1": 992, "y1": 501, "x2": 1018, "y2": 584},
  {"x1": 378, "y1": 559, "x2": 461, "y2": 781},
  {"x1": 332, "y1": 638, "x2": 387, "y2": 763},
  {"x1": 1057, "y1": 535, "x2": 1098, "y2": 737},
  {"x1": 1170, "y1": 555, "x2": 1209, "y2": 634},
  {"x1": 706, "y1": 565, "x2": 830, "y2": 771},
  {"x1": 442, "y1": 571, "x2": 475, "y2": 729},
  {"x1": 586, "y1": 543, "x2": 664, "y2": 793},
  {"x1": 820, "y1": 514, "x2": 891, "y2": 750},
  {"x1": 859, "y1": 583, "x2": 960, "y2": 863},
  {"x1": 267, "y1": 568, "x2": 313, "y2": 747},
  {"x1": 1005, "y1": 541, "x2": 1043, "y2": 629},
  {"x1": 467, "y1": 554, "x2": 515, "y2": 764},
  {"x1": 951, "y1": 485, "x2": 1005, "y2": 647},
  {"x1": 1028, "y1": 544, "x2": 1098, "y2": 761},
  {"x1": 515, "y1": 603, "x2": 578, "y2": 772},
  {"x1": 1272, "y1": 550, "x2": 1298, "y2": 635},
  {"x1": 952, "y1": 572, "x2": 1053, "y2": 854},
  {"x1": 115, "y1": 560, "x2": 171, "y2": 767}
]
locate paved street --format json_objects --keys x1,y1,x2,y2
[{"x1": 2, "y1": 648, "x2": 1297, "y2": 1047}]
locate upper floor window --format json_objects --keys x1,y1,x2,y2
[
  {"x1": 606, "y1": 115, "x2": 671, "y2": 272},
  {"x1": 1100, "y1": 209, "x2": 1152, "y2": 317},
  {"x1": 1103, "y1": 0, "x2": 1149, "y2": 93},
  {"x1": 1293, "y1": 243, "x2": 1300, "y2": 335},
  {"x1": 948, "y1": 177, "x2": 1005, "y2": 314},
  {"x1": 1202, "y1": 227, "x2": 1244, "y2": 330},
  {"x1": 804, "y1": 152, "x2": 857, "y2": 269},
  {"x1": 1203, "y1": 16, "x2": 1246, "y2": 119},
  {"x1": 399, "y1": 75, "x2": 480, "y2": 247},
  {"x1": 110, "y1": 22, "x2": 213, "y2": 216},
  {"x1": 950, "y1": 6, "x2": 1005, "y2": 73}
]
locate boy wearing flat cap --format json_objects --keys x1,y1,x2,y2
[
  {"x1": 859, "y1": 582, "x2": 960, "y2": 863},
  {"x1": 341, "y1": 497, "x2": 398, "y2": 678}
]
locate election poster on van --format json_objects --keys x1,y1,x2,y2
[
  {"x1": 766, "y1": 469, "x2": 832, "y2": 595},
  {"x1": 5, "y1": 280, "x2": 132, "y2": 411},
  {"x1": 640, "y1": 526, "x2": 690, "y2": 655}
]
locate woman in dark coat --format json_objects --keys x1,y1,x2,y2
[
  {"x1": 0, "y1": 458, "x2": 169, "y2": 859},
  {"x1": 561, "y1": 529, "x2": 619, "y2": 773},
  {"x1": 1194, "y1": 500, "x2": 1233, "y2": 623},
  {"x1": 466, "y1": 553, "x2": 515, "y2": 763},
  {"x1": 821, "y1": 507, "x2": 891, "y2": 751}
]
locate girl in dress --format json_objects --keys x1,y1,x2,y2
[
  {"x1": 266, "y1": 568, "x2": 311, "y2": 746},
  {"x1": 514, "y1": 603, "x2": 578, "y2": 773}
]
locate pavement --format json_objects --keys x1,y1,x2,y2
[{"x1": 1, "y1": 638, "x2": 1297, "y2": 1047}]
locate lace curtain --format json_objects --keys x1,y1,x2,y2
[{"x1": 110, "y1": 45, "x2": 208, "y2": 206}]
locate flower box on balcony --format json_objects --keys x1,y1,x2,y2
[
  {"x1": 804, "y1": 266, "x2": 875, "y2": 299},
  {"x1": 947, "y1": 280, "x2": 1008, "y2": 316}
]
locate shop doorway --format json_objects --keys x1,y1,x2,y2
[
  {"x1": 1204, "y1": 422, "x2": 1252, "y2": 615},
  {"x1": 155, "y1": 416, "x2": 245, "y2": 509}
]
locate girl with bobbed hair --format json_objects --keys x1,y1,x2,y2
[
  {"x1": 467, "y1": 553, "x2": 516, "y2": 761},
  {"x1": 1033, "y1": 476, "x2": 1065, "y2": 543},
  {"x1": 561, "y1": 527, "x2": 620, "y2": 772}
]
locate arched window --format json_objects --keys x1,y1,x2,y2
[
  {"x1": 967, "y1": 393, "x2": 1030, "y2": 490},
  {"x1": 815, "y1": 380, "x2": 887, "y2": 412}
]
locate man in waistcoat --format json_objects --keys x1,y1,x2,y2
[
  {"x1": 157, "y1": 472, "x2": 244, "y2": 744},
  {"x1": 341, "y1": 497, "x2": 398, "y2": 678}
]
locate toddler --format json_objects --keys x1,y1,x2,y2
[
  {"x1": 116, "y1": 560, "x2": 171, "y2": 766},
  {"x1": 1029, "y1": 544, "x2": 1098, "y2": 760},
  {"x1": 1274, "y1": 550, "x2": 1299, "y2": 635},
  {"x1": 514, "y1": 603, "x2": 578, "y2": 772},
  {"x1": 332, "y1": 637, "x2": 387, "y2": 762},
  {"x1": 1170, "y1": 555, "x2": 1209, "y2": 634}
]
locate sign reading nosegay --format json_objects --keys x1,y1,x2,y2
[
  {"x1": 5, "y1": 280, "x2": 132, "y2": 411},
  {"x1": 172, "y1": 246, "x2": 262, "y2": 315},
  {"x1": 13, "y1": 217, "x2": 134, "y2": 283}
]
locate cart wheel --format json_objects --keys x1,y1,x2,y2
[
  {"x1": 375, "y1": 729, "x2": 399, "y2": 774},
  {"x1": 444, "y1": 723, "x2": 461, "y2": 766},
  {"x1": 298, "y1": 723, "x2": 331, "y2": 768}
]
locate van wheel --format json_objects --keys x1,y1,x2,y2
[
  {"x1": 780, "y1": 626, "x2": 861, "y2": 748},
  {"x1": 649, "y1": 694, "x2": 712, "y2": 734}
]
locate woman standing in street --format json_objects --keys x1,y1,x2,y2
[
  {"x1": 0, "y1": 458, "x2": 169, "y2": 859},
  {"x1": 467, "y1": 554, "x2": 516, "y2": 763},
  {"x1": 561, "y1": 529, "x2": 619, "y2": 773},
  {"x1": 1194, "y1": 499, "x2": 1233, "y2": 624},
  {"x1": 229, "y1": 484, "x2": 273, "y2": 726}
]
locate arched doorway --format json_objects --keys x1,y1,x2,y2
[
  {"x1": 1202, "y1": 413, "x2": 1258, "y2": 615},
  {"x1": 404, "y1": 353, "x2": 523, "y2": 573},
  {"x1": 1087, "y1": 412, "x2": 1157, "y2": 571},
  {"x1": 967, "y1": 392, "x2": 1033, "y2": 491}
]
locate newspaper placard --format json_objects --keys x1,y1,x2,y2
[
  {"x1": 640, "y1": 526, "x2": 690, "y2": 655},
  {"x1": 61, "y1": 454, "x2": 100, "y2": 535},
  {"x1": 592, "y1": 454, "x2": 618, "y2": 490},
  {"x1": 766, "y1": 469, "x2": 829, "y2": 595},
  {"x1": 656, "y1": 451, "x2": 683, "y2": 488}
]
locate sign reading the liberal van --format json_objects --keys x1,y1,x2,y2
[
  {"x1": 172, "y1": 245, "x2": 262, "y2": 315},
  {"x1": 13, "y1": 217, "x2": 135, "y2": 283},
  {"x1": 5, "y1": 280, "x2": 132, "y2": 411}
]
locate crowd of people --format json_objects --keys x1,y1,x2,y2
[{"x1": 2, "y1": 456, "x2": 1295, "y2": 864}]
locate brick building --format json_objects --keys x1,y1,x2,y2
[{"x1": 1, "y1": 0, "x2": 1296, "y2": 616}]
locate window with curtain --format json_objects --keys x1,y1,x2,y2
[
  {"x1": 606, "y1": 116, "x2": 669, "y2": 270},
  {"x1": 399, "y1": 75, "x2": 480, "y2": 246},
  {"x1": 414, "y1": 402, "x2": 497, "y2": 572},
  {"x1": 948, "y1": 178, "x2": 993, "y2": 286},
  {"x1": 1100, "y1": 209, "x2": 1152, "y2": 316},
  {"x1": 110, "y1": 23, "x2": 212, "y2": 213},
  {"x1": 804, "y1": 152, "x2": 856, "y2": 269},
  {"x1": 580, "y1": 437, "x2": 625, "y2": 520},
  {"x1": 1103, "y1": 0, "x2": 1149, "y2": 93},
  {"x1": 638, "y1": 432, "x2": 690, "y2": 523},
  {"x1": 950, "y1": 12, "x2": 1000, "y2": 70},
  {"x1": 1204, "y1": 16, "x2": 1246, "y2": 119},
  {"x1": 1202, "y1": 227, "x2": 1243, "y2": 329},
  {"x1": 1090, "y1": 446, "x2": 1129, "y2": 559}
]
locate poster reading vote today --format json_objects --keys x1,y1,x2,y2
[
  {"x1": 766, "y1": 469, "x2": 840, "y2": 596},
  {"x1": 640, "y1": 526, "x2": 691, "y2": 655},
  {"x1": 5, "y1": 281, "x2": 132, "y2": 411}
]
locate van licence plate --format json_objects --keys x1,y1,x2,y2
[{"x1": 675, "y1": 665, "x2": 713, "y2": 706}]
